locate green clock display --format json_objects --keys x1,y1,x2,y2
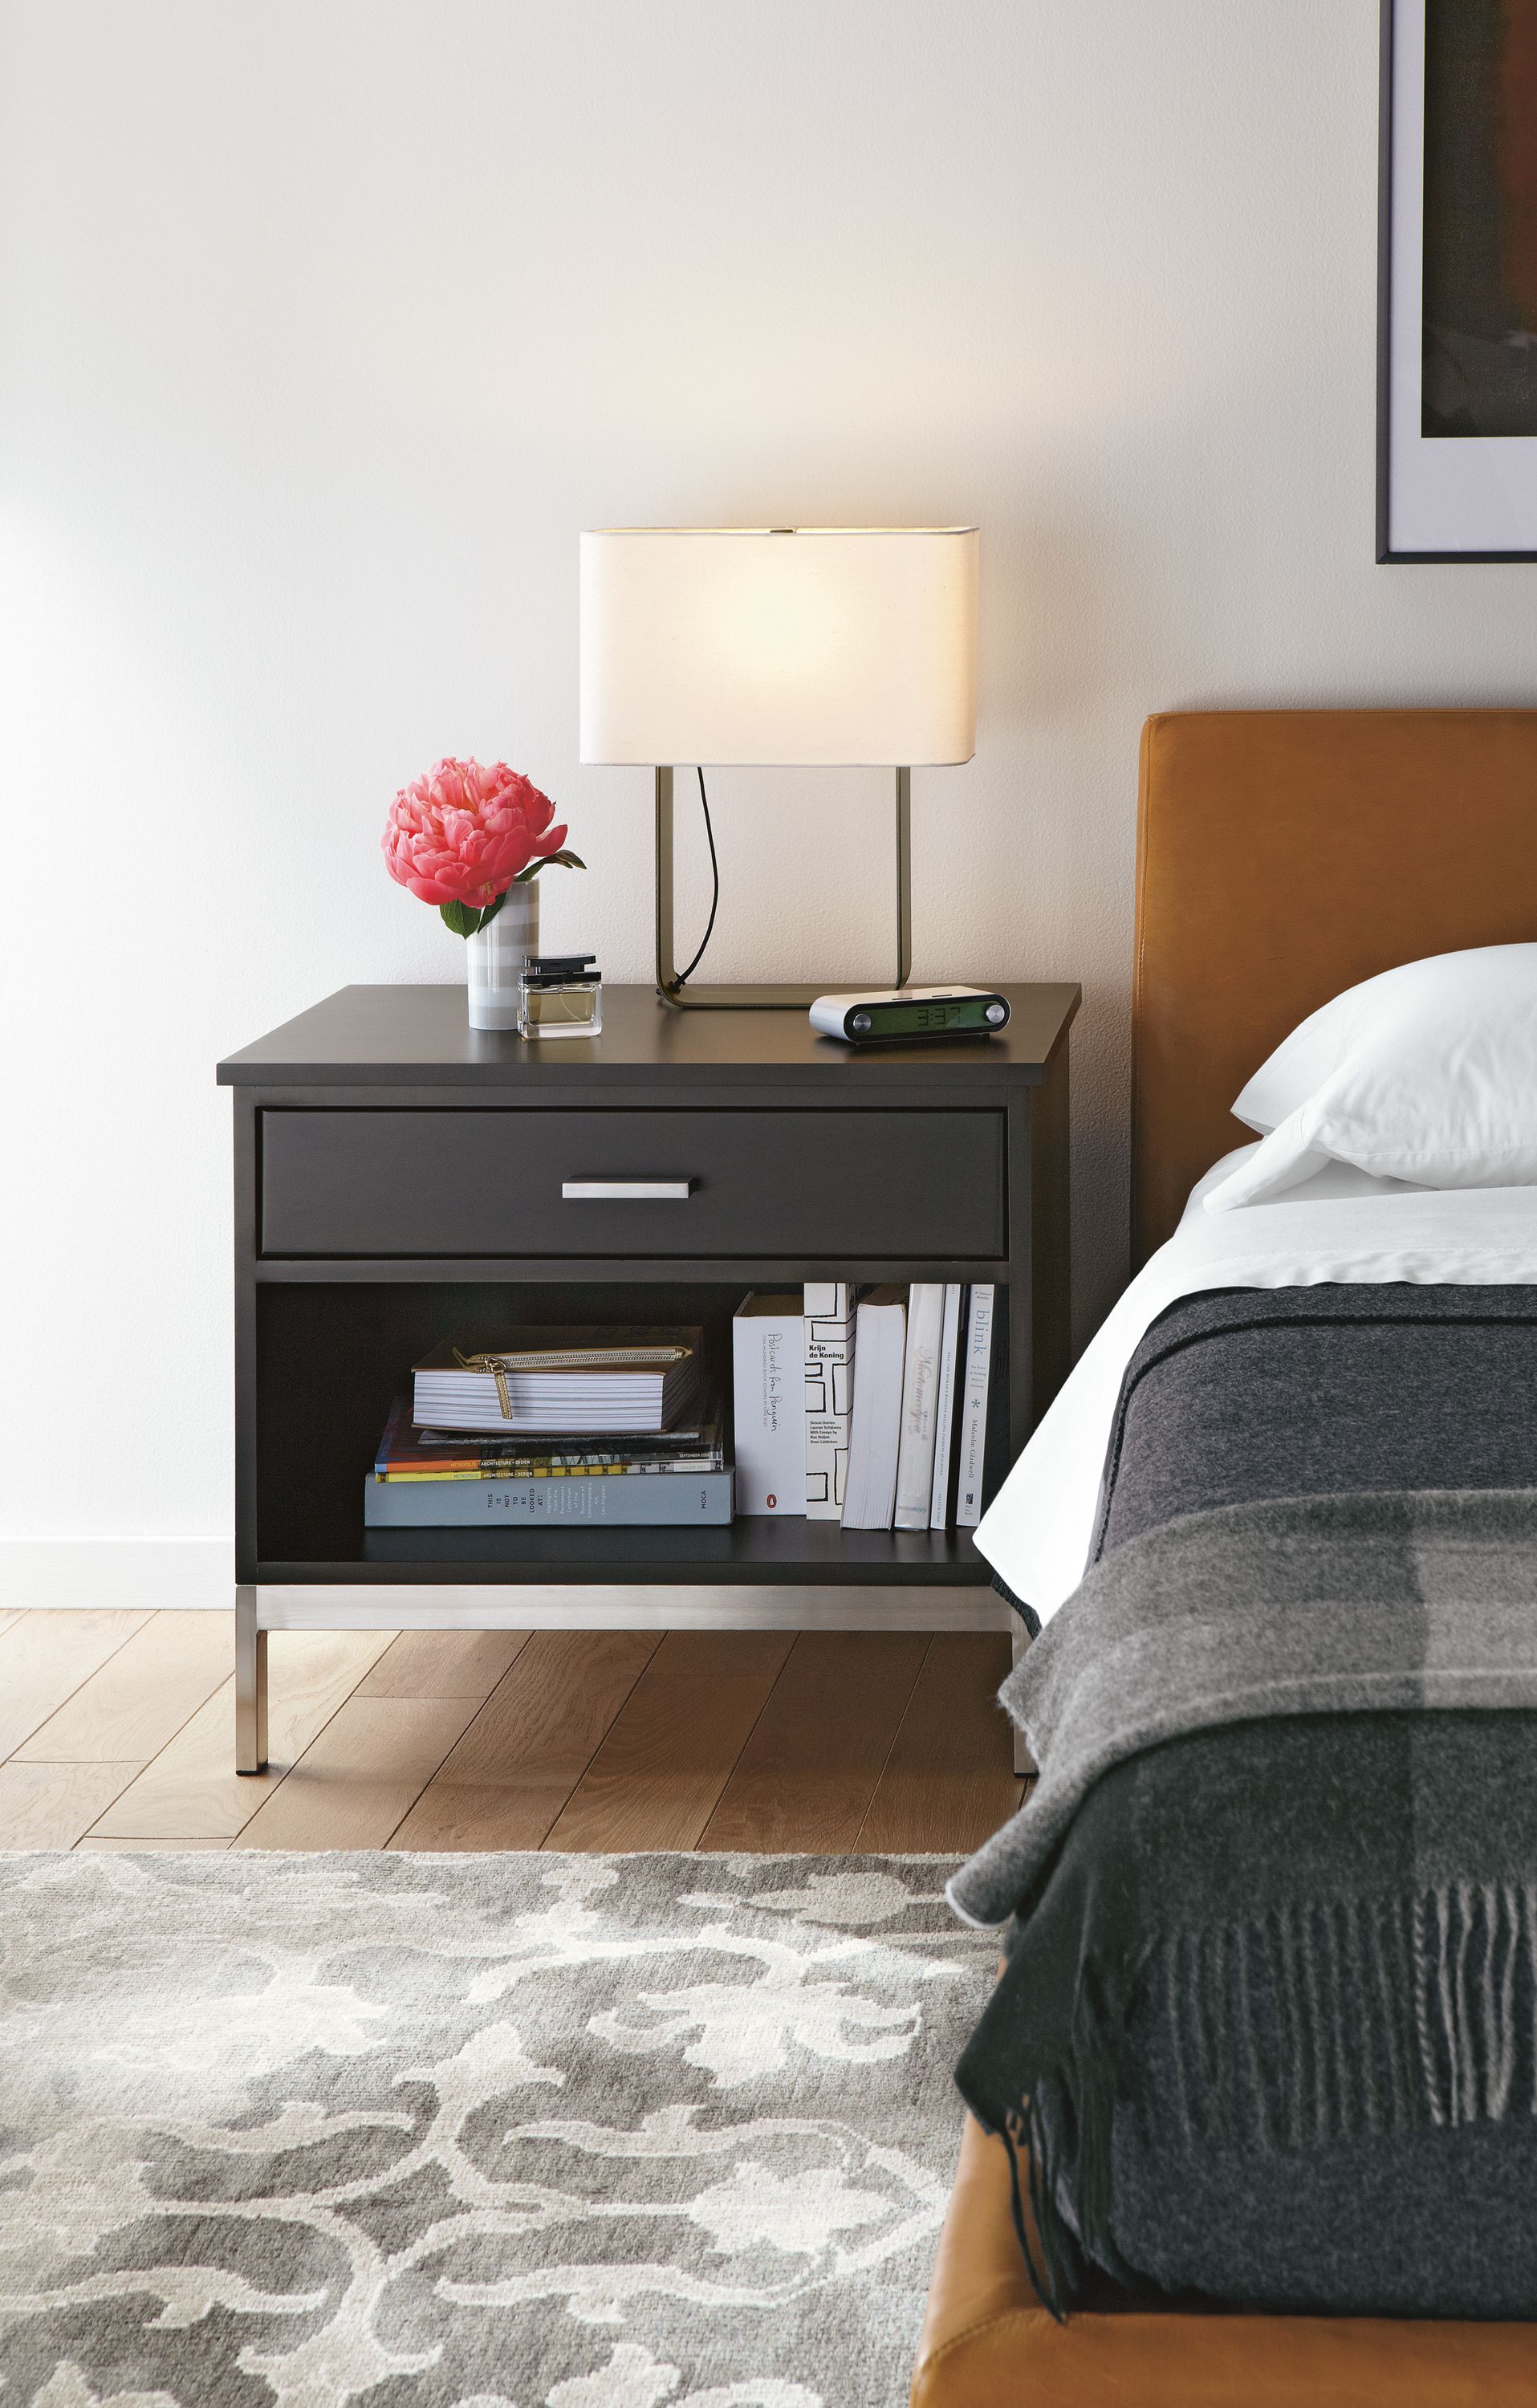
[{"x1": 851, "y1": 999, "x2": 981, "y2": 1035}]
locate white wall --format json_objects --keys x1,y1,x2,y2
[{"x1": 4, "y1": 0, "x2": 1537, "y2": 1591}]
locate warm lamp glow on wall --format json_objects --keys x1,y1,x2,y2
[{"x1": 579, "y1": 527, "x2": 979, "y2": 1008}]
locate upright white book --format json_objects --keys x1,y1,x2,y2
[
  {"x1": 893, "y1": 1283, "x2": 946, "y2": 1531},
  {"x1": 955, "y1": 1285, "x2": 995, "y2": 1528},
  {"x1": 929, "y1": 1283, "x2": 964, "y2": 1529},
  {"x1": 804, "y1": 1282, "x2": 858, "y2": 1519},
  {"x1": 732, "y1": 1292, "x2": 804, "y2": 1515},
  {"x1": 840, "y1": 1287, "x2": 909, "y2": 1531}
]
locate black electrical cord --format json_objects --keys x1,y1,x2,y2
[{"x1": 673, "y1": 767, "x2": 721, "y2": 989}]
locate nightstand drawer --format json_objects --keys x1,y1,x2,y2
[{"x1": 260, "y1": 1108, "x2": 1005, "y2": 1259}]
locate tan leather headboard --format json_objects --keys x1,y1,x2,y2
[{"x1": 1133, "y1": 709, "x2": 1537, "y2": 1263}]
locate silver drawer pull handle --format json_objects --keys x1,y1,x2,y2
[{"x1": 561, "y1": 1179, "x2": 695, "y2": 1201}]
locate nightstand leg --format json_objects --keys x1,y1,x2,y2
[
  {"x1": 1010, "y1": 1618, "x2": 1034, "y2": 1779},
  {"x1": 235, "y1": 1585, "x2": 267, "y2": 1774}
]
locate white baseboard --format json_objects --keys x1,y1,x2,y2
[{"x1": 0, "y1": 1539, "x2": 234, "y2": 1611}]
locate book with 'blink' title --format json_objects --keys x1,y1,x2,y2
[{"x1": 955, "y1": 1286, "x2": 996, "y2": 1527}]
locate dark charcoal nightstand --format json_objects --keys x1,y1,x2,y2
[{"x1": 218, "y1": 982, "x2": 1077, "y2": 1770}]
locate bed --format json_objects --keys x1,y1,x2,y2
[{"x1": 909, "y1": 709, "x2": 1537, "y2": 2406}]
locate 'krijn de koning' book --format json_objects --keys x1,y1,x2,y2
[{"x1": 804, "y1": 1282, "x2": 858, "y2": 1519}]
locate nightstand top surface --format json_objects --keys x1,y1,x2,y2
[{"x1": 218, "y1": 982, "x2": 1079, "y2": 1087}]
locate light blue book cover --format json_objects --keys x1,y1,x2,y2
[{"x1": 365, "y1": 1470, "x2": 734, "y2": 1528}]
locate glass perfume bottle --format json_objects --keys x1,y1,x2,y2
[{"x1": 518, "y1": 954, "x2": 603, "y2": 1039}]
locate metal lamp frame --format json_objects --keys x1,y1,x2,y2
[{"x1": 653, "y1": 764, "x2": 912, "y2": 1011}]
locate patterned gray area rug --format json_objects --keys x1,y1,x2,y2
[{"x1": 0, "y1": 1849, "x2": 996, "y2": 2408}]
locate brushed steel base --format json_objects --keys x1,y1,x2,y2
[
  {"x1": 248, "y1": 1585, "x2": 1011, "y2": 1633},
  {"x1": 653, "y1": 765, "x2": 912, "y2": 1011},
  {"x1": 657, "y1": 982, "x2": 825, "y2": 1011},
  {"x1": 235, "y1": 1583, "x2": 268, "y2": 1774}
]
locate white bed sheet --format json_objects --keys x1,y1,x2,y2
[{"x1": 974, "y1": 1145, "x2": 1537, "y2": 1627}]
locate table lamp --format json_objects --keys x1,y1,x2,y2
[{"x1": 579, "y1": 526, "x2": 978, "y2": 1010}]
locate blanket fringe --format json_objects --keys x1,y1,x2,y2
[
  {"x1": 1161, "y1": 1879, "x2": 1537, "y2": 2154},
  {"x1": 998, "y1": 1879, "x2": 1537, "y2": 2308}
]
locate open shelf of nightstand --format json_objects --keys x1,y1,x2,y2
[{"x1": 252, "y1": 1274, "x2": 1006, "y2": 1584}]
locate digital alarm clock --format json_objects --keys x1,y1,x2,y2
[{"x1": 808, "y1": 986, "x2": 1010, "y2": 1044}]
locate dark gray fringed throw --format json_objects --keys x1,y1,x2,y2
[{"x1": 948, "y1": 1490, "x2": 1537, "y2": 2315}]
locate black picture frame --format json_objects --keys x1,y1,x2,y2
[
  {"x1": 1376, "y1": 0, "x2": 1401, "y2": 561},
  {"x1": 1378, "y1": 0, "x2": 1537, "y2": 562}
]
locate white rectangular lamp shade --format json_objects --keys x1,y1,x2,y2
[{"x1": 579, "y1": 527, "x2": 978, "y2": 767}]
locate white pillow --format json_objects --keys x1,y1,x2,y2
[
  {"x1": 1188, "y1": 1145, "x2": 1417, "y2": 1217},
  {"x1": 1230, "y1": 963, "x2": 1408, "y2": 1134},
  {"x1": 1204, "y1": 943, "x2": 1537, "y2": 1212}
]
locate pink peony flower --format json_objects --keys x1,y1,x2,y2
[{"x1": 382, "y1": 758, "x2": 569, "y2": 910}]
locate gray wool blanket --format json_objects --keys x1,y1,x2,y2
[
  {"x1": 952, "y1": 1487, "x2": 1537, "y2": 1929},
  {"x1": 949, "y1": 1488, "x2": 1537, "y2": 2316}
]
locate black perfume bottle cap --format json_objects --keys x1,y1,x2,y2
[{"x1": 523, "y1": 954, "x2": 600, "y2": 987}]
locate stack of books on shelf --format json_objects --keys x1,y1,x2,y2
[
  {"x1": 731, "y1": 1283, "x2": 997, "y2": 1535},
  {"x1": 366, "y1": 1328, "x2": 732, "y2": 1527},
  {"x1": 411, "y1": 1330, "x2": 701, "y2": 1434}
]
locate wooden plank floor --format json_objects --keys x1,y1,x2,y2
[{"x1": 0, "y1": 1612, "x2": 1024, "y2": 1855}]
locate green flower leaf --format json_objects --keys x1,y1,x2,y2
[
  {"x1": 516, "y1": 849, "x2": 587, "y2": 880},
  {"x1": 476, "y1": 888, "x2": 509, "y2": 932},
  {"x1": 439, "y1": 900, "x2": 480, "y2": 938}
]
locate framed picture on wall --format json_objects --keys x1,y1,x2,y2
[{"x1": 1379, "y1": 0, "x2": 1537, "y2": 559}]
